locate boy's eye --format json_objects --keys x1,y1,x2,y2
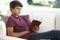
[{"x1": 16, "y1": 8, "x2": 20, "y2": 10}]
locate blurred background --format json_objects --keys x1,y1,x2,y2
[{"x1": 0, "y1": 0, "x2": 60, "y2": 15}]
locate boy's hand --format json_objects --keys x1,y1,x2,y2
[{"x1": 32, "y1": 26, "x2": 39, "y2": 32}]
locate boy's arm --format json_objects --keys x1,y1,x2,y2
[{"x1": 7, "y1": 27, "x2": 30, "y2": 38}]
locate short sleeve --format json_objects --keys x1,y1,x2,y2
[{"x1": 6, "y1": 17, "x2": 15, "y2": 27}]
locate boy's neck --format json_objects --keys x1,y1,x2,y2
[
  {"x1": 16, "y1": 16, "x2": 19, "y2": 17},
  {"x1": 12, "y1": 14, "x2": 19, "y2": 17}
]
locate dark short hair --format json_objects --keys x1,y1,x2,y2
[{"x1": 10, "y1": 1, "x2": 23, "y2": 9}]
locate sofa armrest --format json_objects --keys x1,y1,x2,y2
[{"x1": 0, "y1": 35, "x2": 26, "y2": 40}]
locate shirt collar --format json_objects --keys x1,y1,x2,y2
[{"x1": 11, "y1": 14, "x2": 20, "y2": 19}]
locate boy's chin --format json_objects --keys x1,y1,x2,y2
[{"x1": 16, "y1": 14, "x2": 19, "y2": 15}]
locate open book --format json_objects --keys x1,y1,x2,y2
[{"x1": 29, "y1": 20, "x2": 42, "y2": 32}]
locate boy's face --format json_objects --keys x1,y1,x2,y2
[{"x1": 11, "y1": 6, "x2": 22, "y2": 16}]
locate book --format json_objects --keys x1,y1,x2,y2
[{"x1": 29, "y1": 20, "x2": 42, "y2": 32}]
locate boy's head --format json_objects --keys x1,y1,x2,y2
[{"x1": 10, "y1": 1, "x2": 23, "y2": 16}]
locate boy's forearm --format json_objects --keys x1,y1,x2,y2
[{"x1": 9, "y1": 30, "x2": 30, "y2": 38}]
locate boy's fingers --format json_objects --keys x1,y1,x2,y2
[{"x1": 35, "y1": 26, "x2": 39, "y2": 30}]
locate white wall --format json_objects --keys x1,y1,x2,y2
[{"x1": 56, "y1": 13, "x2": 60, "y2": 30}]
